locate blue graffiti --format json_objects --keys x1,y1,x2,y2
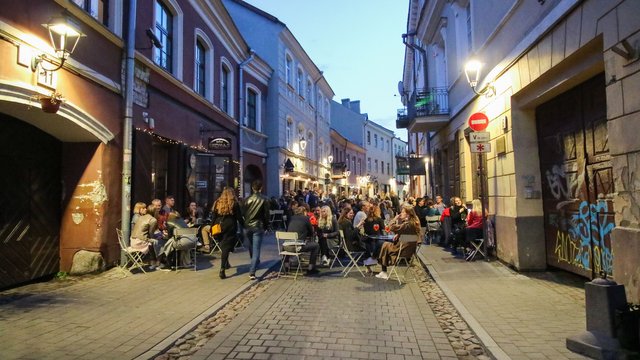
[{"x1": 567, "y1": 200, "x2": 614, "y2": 274}]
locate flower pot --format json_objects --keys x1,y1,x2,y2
[{"x1": 39, "y1": 97, "x2": 61, "y2": 114}]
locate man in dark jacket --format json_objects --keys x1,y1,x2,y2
[{"x1": 242, "y1": 180, "x2": 270, "y2": 280}]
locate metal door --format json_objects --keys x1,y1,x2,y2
[
  {"x1": 0, "y1": 115, "x2": 61, "y2": 288},
  {"x1": 536, "y1": 74, "x2": 613, "y2": 279}
]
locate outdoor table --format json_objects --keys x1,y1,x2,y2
[{"x1": 367, "y1": 234, "x2": 396, "y2": 242}]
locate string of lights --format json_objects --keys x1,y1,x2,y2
[{"x1": 135, "y1": 127, "x2": 211, "y2": 153}]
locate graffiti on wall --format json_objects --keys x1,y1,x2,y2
[
  {"x1": 553, "y1": 200, "x2": 614, "y2": 274},
  {"x1": 545, "y1": 164, "x2": 583, "y2": 209}
]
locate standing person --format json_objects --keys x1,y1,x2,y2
[
  {"x1": 211, "y1": 188, "x2": 244, "y2": 279},
  {"x1": 434, "y1": 195, "x2": 446, "y2": 214},
  {"x1": 440, "y1": 197, "x2": 454, "y2": 247},
  {"x1": 242, "y1": 180, "x2": 270, "y2": 280}
]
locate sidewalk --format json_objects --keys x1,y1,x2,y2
[
  {"x1": 0, "y1": 233, "x2": 280, "y2": 360},
  {"x1": 417, "y1": 243, "x2": 588, "y2": 360}
]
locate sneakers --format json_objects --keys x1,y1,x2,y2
[
  {"x1": 375, "y1": 271, "x2": 389, "y2": 280},
  {"x1": 363, "y1": 257, "x2": 378, "y2": 266},
  {"x1": 321, "y1": 255, "x2": 330, "y2": 266},
  {"x1": 249, "y1": 274, "x2": 256, "y2": 280}
]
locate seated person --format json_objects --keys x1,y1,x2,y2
[
  {"x1": 376, "y1": 205, "x2": 421, "y2": 280},
  {"x1": 160, "y1": 216, "x2": 198, "y2": 268},
  {"x1": 362, "y1": 203, "x2": 385, "y2": 265},
  {"x1": 465, "y1": 199, "x2": 484, "y2": 251},
  {"x1": 285, "y1": 206, "x2": 320, "y2": 275},
  {"x1": 129, "y1": 203, "x2": 164, "y2": 269},
  {"x1": 317, "y1": 205, "x2": 339, "y2": 266},
  {"x1": 338, "y1": 207, "x2": 372, "y2": 272}
]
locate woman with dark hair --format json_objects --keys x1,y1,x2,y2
[
  {"x1": 211, "y1": 187, "x2": 244, "y2": 279},
  {"x1": 375, "y1": 205, "x2": 421, "y2": 279},
  {"x1": 450, "y1": 197, "x2": 468, "y2": 254}
]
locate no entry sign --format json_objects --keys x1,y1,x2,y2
[{"x1": 468, "y1": 112, "x2": 489, "y2": 132}]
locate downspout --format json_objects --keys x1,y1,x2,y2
[
  {"x1": 313, "y1": 72, "x2": 323, "y2": 189},
  {"x1": 402, "y1": 32, "x2": 434, "y2": 197},
  {"x1": 238, "y1": 49, "x2": 255, "y2": 198},
  {"x1": 120, "y1": 0, "x2": 137, "y2": 256}
]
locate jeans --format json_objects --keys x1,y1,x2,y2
[{"x1": 244, "y1": 227, "x2": 265, "y2": 275}]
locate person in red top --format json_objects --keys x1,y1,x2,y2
[{"x1": 465, "y1": 199, "x2": 484, "y2": 248}]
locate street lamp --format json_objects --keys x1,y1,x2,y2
[
  {"x1": 327, "y1": 155, "x2": 333, "y2": 163},
  {"x1": 464, "y1": 60, "x2": 495, "y2": 97},
  {"x1": 344, "y1": 170, "x2": 351, "y2": 178},
  {"x1": 31, "y1": 15, "x2": 86, "y2": 72},
  {"x1": 299, "y1": 136, "x2": 307, "y2": 151}
]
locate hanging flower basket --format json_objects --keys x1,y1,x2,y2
[{"x1": 35, "y1": 91, "x2": 65, "y2": 114}]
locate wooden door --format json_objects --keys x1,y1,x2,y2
[
  {"x1": 536, "y1": 73, "x2": 612, "y2": 279},
  {"x1": 0, "y1": 115, "x2": 61, "y2": 288}
]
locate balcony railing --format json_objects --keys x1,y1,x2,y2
[{"x1": 396, "y1": 87, "x2": 449, "y2": 128}]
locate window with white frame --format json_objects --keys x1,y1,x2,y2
[
  {"x1": 374, "y1": 134, "x2": 378, "y2": 148},
  {"x1": 71, "y1": 0, "x2": 110, "y2": 27},
  {"x1": 367, "y1": 131, "x2": 371, "y2": 145},
  {"x1": 387, "y1": 163, "x2": 390, "y2": 175},
  {"x1": 296, "y1": 68, "x2": 304, "y2": 96},
  {"x1": 306, "y1": 78, "x2": 312, "y2": 103},
  {"x1": 194, "y1": 40, "x2": 206, "y2": 97},
  {"x1": 358, "y1": 158, "x2": 361, "y2": 175},
  {"x1": 246, "y1": 86, "x2": 259, "y2": 131},
  {"x1": 367, "y1": 158, "x2": 371, "y2": 172},
  {"x1": 307, "y1": 132, "x2": 314, "y2": 160},
  {"x1": 381, "y1": 161, "x2": 384, "y2": 174},
  {"x1": 285, "y1": 116, "x2": 293, "y2": 150},
  {"x1": 154, "y1": 1, "x2": 173, "y2": 72},
  {"x1": 221, "y1": 57, "x2": 236, "y2": 117},
  {"x1": 386, "y1": 140, "x2": 390, "y2": 152},
  {"x1": 375, "y1": 160, "x2": 378, "y2": 173},
  {"x1": 285, "y1": 53, "x2": 293, "y2": 85}
]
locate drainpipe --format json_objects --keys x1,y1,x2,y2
[
  {"x1": 402, "y1": 32, "x2": 434, "y2": 197},
  {"x1": 313, "y1": 72, "x2": 323, "y2": 189},
  {"x1": 120, "y1": 0, "x2": 137, "y2": 257},
  {"x1": 238, "y1": 49, "x2": 255, "y2": 198}
]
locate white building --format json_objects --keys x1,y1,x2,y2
[
  {"x1": 363, "y1": 120, "x2": 395, "y2": 196},
  {"x1": 223, "y1": 0, "x2": 334, "y2": 197}
]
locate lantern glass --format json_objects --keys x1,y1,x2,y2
[
  {"x1": 299, "y1": 137, "x2": 307, "y2": 151},
  {"x1": 464, "y1": 60, "x2": 481, "y2": 88},
  {"x1": 44, "y1": 16, "x2": 84, "y2": 60}
]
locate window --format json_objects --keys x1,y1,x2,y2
[
  {"x1": 286, "y1": 118, "x2": 293, "y2": 150},
  {"x1": 352, "y1": 156, "x2": 356, "y2": 172},
  {"x1": 381, "y1": 161, "x2": 384, "y2": 174},
  {"x1": 367, "y1": 158, "x2": 371, "y2": 172},
  {"x1": 247, "y1": 88, "x2": 257, "y2": 130},
  {"x1": 285, "y1": 54, "x2": 293, "y2": 85},
  {"x1": 358, "y1": 159, "x2": 362, "y2": 174},
  {"x1": 386, "y1": 140, "x2": 390, "y2": 152},
  {"x1": 367, "y1": 131, "x2": 371, "y2": 145},
  {"x1": 375, "y1": 160, "x2": 378, "y2": 173},
  {"x1": 154, "y1": 1, "x2": 173, "y2": 72},
  {"x1": 72, "y1": 0, "x2": 109, "y2": 26},
  {"x1": 296, "y1": 68, "x2": 304, "y2": 96},
  {"x1": 374, "y1": 134, "x2": 378, "y2": 148},
  {"x1": 387, "y1": 163, "x2": 390, "y2": 175},
  {"x1": 306, "y1": 79, "x2": 312, "y2": 102},
  {"x1": 195, "y1": 40, "x2": 206, "y2": 97},
  {"x1": 220, "y1": 64, "x2": 230, "y2": 113}
]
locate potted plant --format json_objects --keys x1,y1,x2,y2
[{"x1": 35, "y1": 91, "x2": 65, "y2": 114}]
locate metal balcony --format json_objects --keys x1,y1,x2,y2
[{"x1": 396, "y1": 87, "x2": 450, "y2": 132}]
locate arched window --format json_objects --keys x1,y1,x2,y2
[
  {"x1": 286, "y1": 117, "x2": 293, "y2": 150},
  {"x1": 285, "y1": 52, "x2": 293, "y2": 85},
  {"x1": 220, "y1": 58, "x2": 234, "y2": 117},
  {"x1": 194, "y1": 30, "x2": 214, "y2": 102},
  {"x1": 306, "y1": 78, "x2": 313, "y2": 103},
  {"x1": 246, "y1": 85, "x2": 261, "y2": 131},
  {"x1": 154, "y1": 0, "x2": 183, "y2": 78},
  {"x1": 296, "y1": 68, "x2": 304, "y2": 96}
]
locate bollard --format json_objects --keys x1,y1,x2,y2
[{"x1": 566, "y1": 277, "x2": 630, "y2": 360}]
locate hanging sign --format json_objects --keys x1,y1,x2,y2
[
  {"x1": 208, "y1": 137, "x2": 231, "y2": 150},
  {"x1": 468, "y1": 112, "x2": 489, "y2": 132}
]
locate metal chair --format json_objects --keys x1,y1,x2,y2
[
  {"x1": 275, "y1": 231, "x2": 304, "y2": 279},
  {"x1": 269, "y1": 210, "x2": 285, "y2": 231},
  {"x1": 466, "y1": 238, "x2": 486, "y2": 261},
  {"x1": 387, "y1": 234, "x2": 419, "y2": 285},
  {"x1": 116, "y1": 228, "x2": 147, "y2": 276},
  {"x1": 339, "y1": 230, "x2": 365, "y2": 277},
  {"x1": 328, "y1": 236, "x2": 344, "y2": 269}
]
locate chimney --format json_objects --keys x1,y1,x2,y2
[
  {"x1": 351, "y1": 100, "x2": 361, "y2": 114},
  {"x1": 341, "y1": 98, "x2": 350, "y2": 107}
]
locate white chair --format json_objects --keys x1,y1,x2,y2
[
  {"x1": 339, "y1": 230, "x2": 365, "y2": 278},
  {"x1": 269, "y1": 210, "x2": 286, "y2": 231},
  {"x1": 466, "y1": 238, "x2": 486, "y2": 261},
  {"x1": 275, "y1": 231, "x2": 304, "y2": 279},
  {"x1": 387, "y1": 234, "x2": 419, "y2": 285},
  {"x1": 172, "y1": 227, "x2": 199, "y2": 272},
  {"x1": 328, "y1": 236, "x2": 344, "y2": 269},
  {"x1": 116, "y1": 228, "x2": 147, "y2": 276}
]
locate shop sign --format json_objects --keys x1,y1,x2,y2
[
  {"x1": 196, "y1": 180, "x2": 208, "y2": 189},
  {"x1": 396, "y1": 157, "x2": 410, "y2": 175},
  {"x1": 208, "y1": 137, "x2": 231, "y2": 150}
]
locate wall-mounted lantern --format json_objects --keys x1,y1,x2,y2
[
  {"x1": 464, "y1": 60, "x2": 495, "y2": 98},
  {"x1": 327, "y1": 155, "x2": 333, "y2": 164},
  {"x1": 31, "y1": 15, "x2": 85, "y2": 72},
  {"x1": 299, "y1": 136, "x2": 307, "y2": 151}
]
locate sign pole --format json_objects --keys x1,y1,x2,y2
[{"x1": 479, "y1": 152, "x2": 488, "y2": 261}]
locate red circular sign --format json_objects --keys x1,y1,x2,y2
[{"x1": 468, "y1": 112, "x2": 489, "y2": 131}]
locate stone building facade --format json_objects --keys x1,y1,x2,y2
[{"x1": 399, "y1": 0, "x2": 640, "y2": 301}]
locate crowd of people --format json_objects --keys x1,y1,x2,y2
[{"x1": 126, "y1": 183, "x2": 488, "y2": 281}]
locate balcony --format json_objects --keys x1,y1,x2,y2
[{"x1": 396, "y1": 87, "x2": 450, "y2": 132}]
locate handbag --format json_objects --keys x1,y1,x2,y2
[{"x1": 211, "y1": 223, "x2": 222, "y2": 236}]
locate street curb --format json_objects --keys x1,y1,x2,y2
[
  {"x1": 416, "y1": 249, "x2": 512, "y2": 360},
  {"x1": 133, "y1": 259, "x2": 280, "y2": 360}
]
